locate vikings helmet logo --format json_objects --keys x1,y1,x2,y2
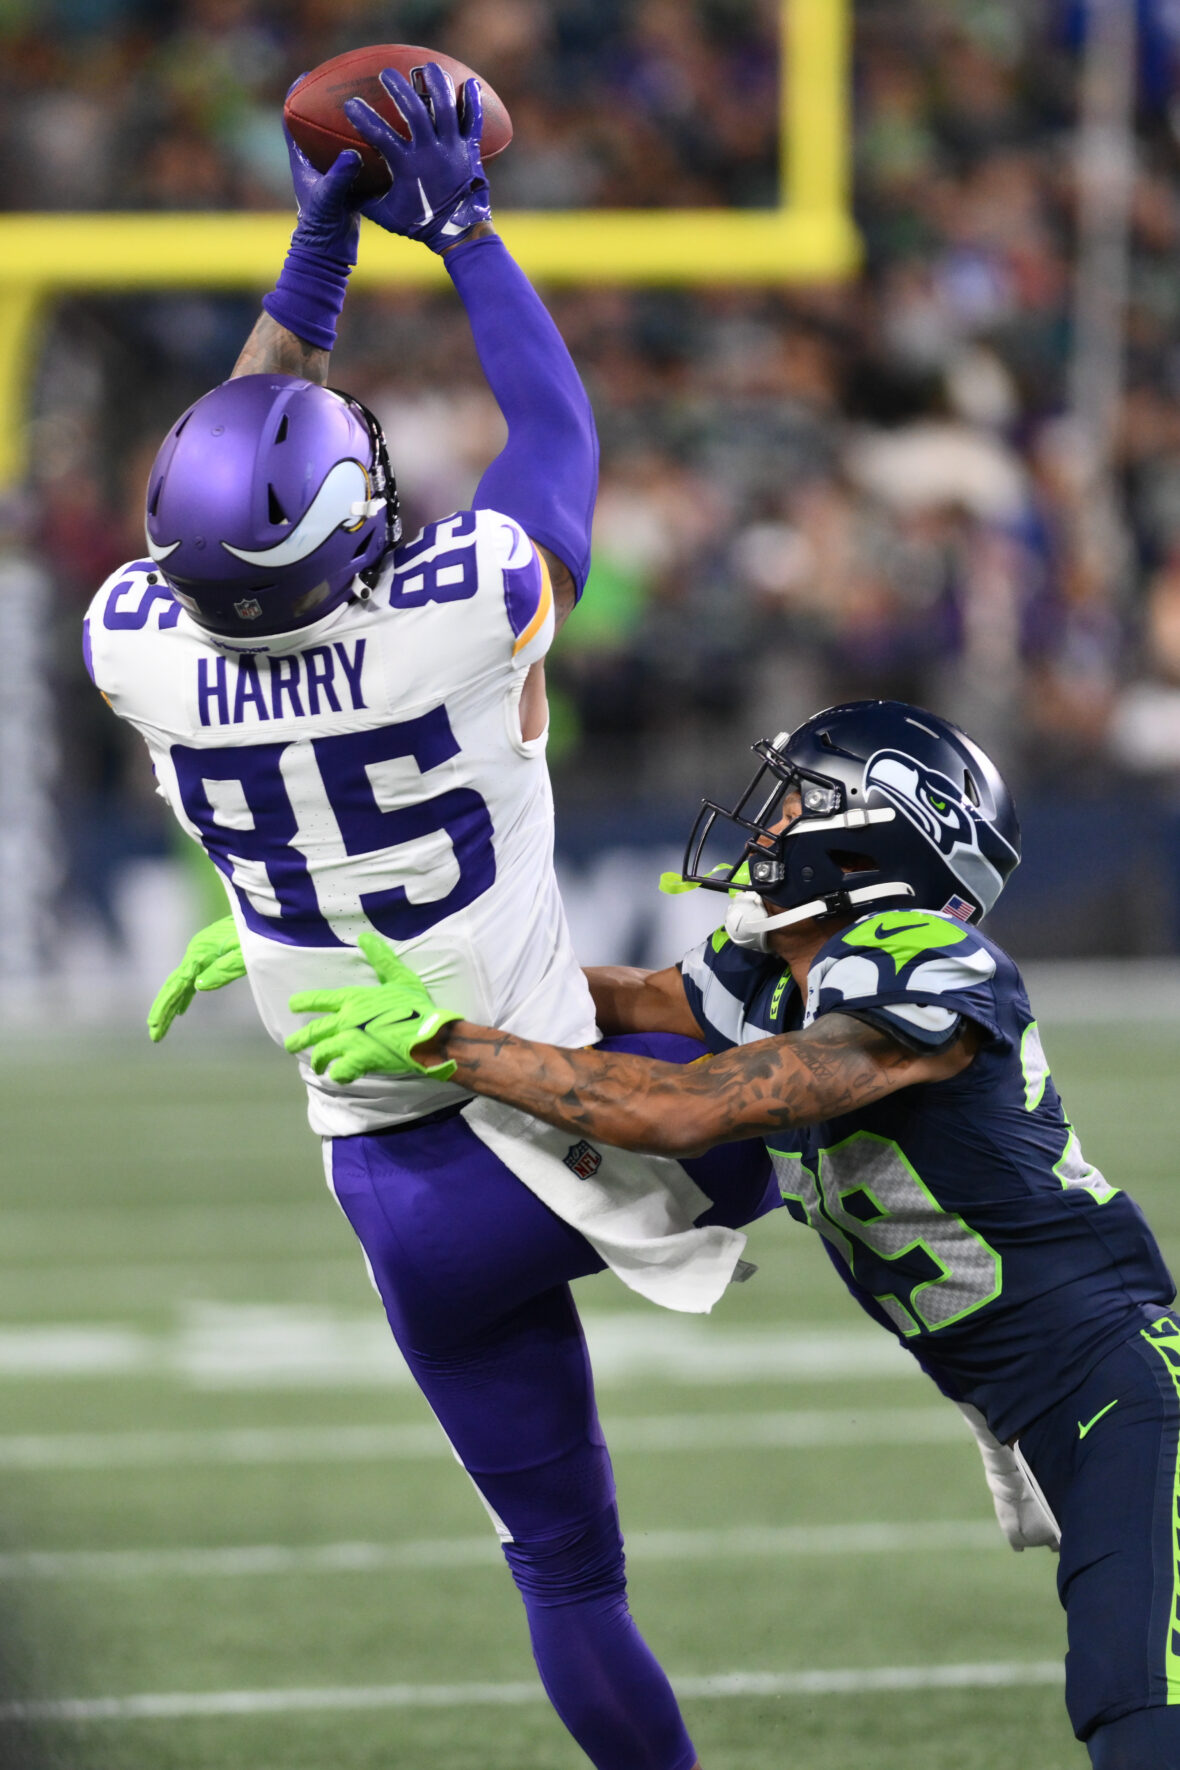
[{"x1": 863, "y1": 748, "x2": 1013, "y2": 912}]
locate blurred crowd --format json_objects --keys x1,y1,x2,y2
[
  {"x1": 5, "y1": 0, "x2": 1180, "y2": 951},
  {"x1": 0, "y1": 0, "x2": 781, "y2": 211}
]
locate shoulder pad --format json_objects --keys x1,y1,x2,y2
[
  {"x1": 386, "y1": 509, "x2": 551, "y2": 666},
  {"x1": 86, "y1": 563, "x2": 183, "y2": 698},
  {"x1": 805, "y1": 909, "x2": 1000, "y2": 1035},
  {"x1": 89, "y1": 560, "x2": 181, "y2": 634}
]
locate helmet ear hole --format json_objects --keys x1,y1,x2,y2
[
  {"x1": 267, "y1": 484, "x2": 288, "y2": 525},
  {"x1": 148, "y1": 478, "x2": 162, "y2": 517},
  {"x1": 275, "y1": 414, "x2": 289, "y2": 444},
  {"x1": 828, "y1": 849, "x2": 876, "y2": 875}
]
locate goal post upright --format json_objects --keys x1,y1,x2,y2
[{"x1": 0, "y1": 0, "x2": 857, "y2": 489}]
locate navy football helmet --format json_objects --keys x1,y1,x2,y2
[{"x1": 683, "y1": 700, "x2": 1020, "y2": 948}]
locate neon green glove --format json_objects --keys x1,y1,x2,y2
[
  {"x1": 147, "y1": 916, "x2": 246, "y2": 1043},
  {"x1": 285, "y1": 930, "x2": 464, "y2": 1085}
]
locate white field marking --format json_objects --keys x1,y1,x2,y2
[
  {"x1": 0, "y1": 1327, "x2": 149, "y2": 1378},
  {"x1": 0, "y1": 1406, "x2": 966, "y2": 1471},
  {"x1": 0, "y1": 1307, "x2": 920, "y2": 1389},
  {"x1": 0, "y1": 1200, "x2": 337, "y2": 1244},
  {"x1": 0, "y1": 1521, "x2": 1002, "y2": 1583},
  {"x1": 0, "y1": 1258, "x2": 365, "y2": 1299},
  {"x1": 0, "y1": 1660, "x2": 1064, "y2": 1723}
]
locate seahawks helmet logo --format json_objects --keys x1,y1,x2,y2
[{"x1": 863, "y1": 748, "x2": 1014, "y2": 913}]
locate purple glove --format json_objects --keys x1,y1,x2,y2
[
  {"x1": 344, "y1": 64, "x2": 491, "y2": 253},
  {"x1": 261, "y1": 79, "x2": 362, "y2": 353},
  {"x1": 283, "y1": 119, "x2": 362, "y2": 264}
]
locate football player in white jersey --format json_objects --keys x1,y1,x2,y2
[{"x1": 90, "y1": 66, "x2": 773, "y2": 1770}]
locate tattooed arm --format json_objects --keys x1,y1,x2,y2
[
  {"x1": 420, "y1": 1014, "x2": 981, "y2": 1158},
  {"x1": 230, "y1": 313, "x2": 329, "y2": 385}
]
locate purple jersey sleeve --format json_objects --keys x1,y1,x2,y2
[{"x1": 445, "y1": 234, "x2": 598, "y2": 597}]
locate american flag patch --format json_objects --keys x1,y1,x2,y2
[
  {"x1": 563, "y1": 1140, "x2": 602, "y2": 1180},
  {"x1": 941, "y1": 894, "x2": 976, "y2": 923}
]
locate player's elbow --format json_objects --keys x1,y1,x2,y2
[{"x1": 535, "y1": 383, "x2": 597, "y2": 459}]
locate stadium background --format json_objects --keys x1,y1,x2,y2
[{"x1": 1, "y1": 3, "x2": 1179, "y2": 1768}]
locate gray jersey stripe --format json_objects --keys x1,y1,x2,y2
[{"x1": 682, "y1": 945, "x2": 754, "y2": 1047}]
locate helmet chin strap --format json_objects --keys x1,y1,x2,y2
[{"x1": 725, "y1": 881, "x2": 917, "y2": 952}]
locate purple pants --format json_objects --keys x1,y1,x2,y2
[{"x1": 325, "y1": 1032, "x2": 775, "y2": 1770}]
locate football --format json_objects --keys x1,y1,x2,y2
[{"x1": 284, "y1": 44, "x2": 513, "y2": 201}]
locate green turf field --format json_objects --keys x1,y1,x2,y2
[{"x1": 1, "y1": 1020, "x2": 1177, "y2": 1769}]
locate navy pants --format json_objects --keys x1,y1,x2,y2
[
  {"x1": 1020, "y1": 1312, "x2": 1180, "y2": 1766},
  {"x1": 325, "y1": 1032, "x2": 775, "y2": 1770}
]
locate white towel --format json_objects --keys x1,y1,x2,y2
[{"x1": 461, "y1": 1097, "x2": 749, "y2": 1314}]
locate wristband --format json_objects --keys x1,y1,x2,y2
[{"x1": 261, "y1": 242, "x2": 352, "y2": 354}]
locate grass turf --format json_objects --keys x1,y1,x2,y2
[{"x1": 1, "y1": 1021, "x2": 1175, "y2": 1768}]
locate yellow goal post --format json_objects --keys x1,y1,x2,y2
[{"x1": 0, "y1": 0, "x2": 857, "y2": 490}]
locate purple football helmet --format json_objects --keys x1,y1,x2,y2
[{"x1": 144, "y1": 375, "x2": 401, "y2": 640}]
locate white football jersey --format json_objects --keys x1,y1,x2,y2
[{"x1": 86, "y1": 508, "x2": 598, "y2": 1136}]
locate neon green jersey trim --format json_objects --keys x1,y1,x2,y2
[
  {"x1": 1054, "y1": 1126, "x2": 1118, "y2": 1204},
  {"x1": 1140, "y1": 1317, "x2": 1180, "y2": 1702},
  {"x1": 843, "y1": 909, "x2": 970, "y2": 975},
  {"x1": 1020, "y1": 1021, "x2": 1050, "y2": 1112}
]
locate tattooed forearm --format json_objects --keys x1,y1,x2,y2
[
  {"x1": 230, "y1": 313, "x2": 330, "y2": 384},
  {"x1": 429, "y1": 1013, "x2": 975, "y2": 1157}
]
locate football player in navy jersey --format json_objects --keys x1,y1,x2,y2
[{"x1": 289, "y1": 699, "x2": 1180, "y2": 1770}]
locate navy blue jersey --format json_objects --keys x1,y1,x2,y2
[{"x1": 680, "y1": 908, "x2": 1175, "y2": 1441}]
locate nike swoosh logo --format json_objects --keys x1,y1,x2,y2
[
  {"x1": 1077, "y1": 1399, "x2": 1119, "y2": 1439},
  {"x1": 417, "y1": 179, "x2": 434, "y2": 225},
  {"x1": 356, "y1": 1012, "x2": 420, "y2": 1034},
  {"x1": 439, "y1": 216, "x2": 468, "y2": 236}
]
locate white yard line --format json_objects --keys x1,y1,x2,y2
[
  {"x1": 0, "y1": 1405, "x2": 965, "y2": 1470},
  {"x1": 0, "y1": 1310, "x2": 920, "y2": 1387},
  {"x1": 0, "y1": 1519, "x2": 1001, "y2": 1583},
  {"x1": 0, "y1": 1660, "x2": 1064, "y2": 1723}
]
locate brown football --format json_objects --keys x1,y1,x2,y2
[{"x1": 284, "y1": 44, "x2": 513, "y2": 201}]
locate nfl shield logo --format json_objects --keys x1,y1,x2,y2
[
  {"x1": 234, "y1": 596, "x2": 263, "y2": 621},
  {"x1": 563, "y1": 1140, "x2": 602, "y2": 1180}
]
